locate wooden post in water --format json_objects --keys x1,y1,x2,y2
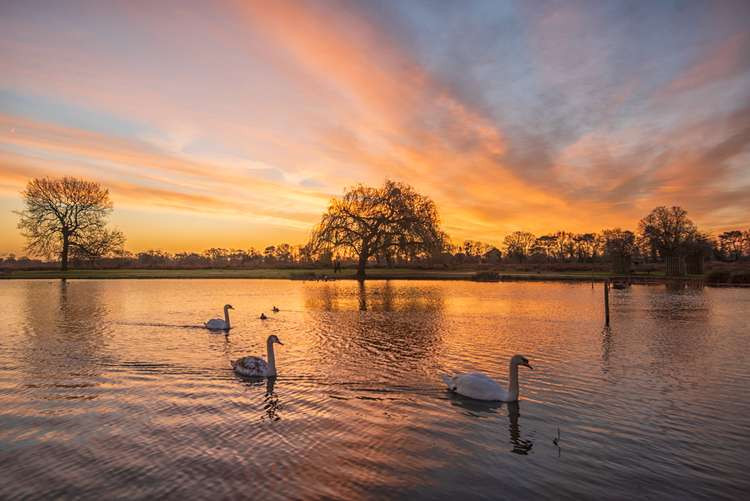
[{"x1": 604, "y1": 279, "x2": 610, "y2": 326}]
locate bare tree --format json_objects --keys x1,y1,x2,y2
[
  {"x1": 309, "y1": 180, "x2": 445, "y2": 279},
  {"x1": 718, "y1": 230, "x2": 744, "y2": 261},
  {"x1": 602, "y1": 228, "x2": 637, "y2": 258},
  {"x1": 16, "y1": 177, "x2": 125, "y2": 270},
  {"x1": 573, "y1": 233, "x2": 599, "y2": 262},
  {"x1": 638, "y1": 206, "x2": 697, "y2": 259},
  {"x1": 70, "y1": 226, "x2": 126, "y2": 267},
  {"x1": 503, "y1": 231, "x2": 536, "y2": 262},
  {"x1": 535, "y1": 234, "x2": 557, "y2": 261}
]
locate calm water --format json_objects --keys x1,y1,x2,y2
[{"x1": 1, "y1": 279, "x2": 749, "y2": 500}]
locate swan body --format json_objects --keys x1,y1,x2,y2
[
  {"x1": 206, "y1": 304, "x2": 234, "y2": 330},
  {"x1": 233, "y1": 335, "x2": 283, "y2": 377},
  {"x1": 443, "y1": 354, "x2": 532, "y2": 402}
]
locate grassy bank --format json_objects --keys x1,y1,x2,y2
[{"x1": 1, "y1": 267, "x2": 646, "y2": 281}]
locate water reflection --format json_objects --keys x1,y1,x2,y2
[
  {"x1": 643, "y1": 286, "x2": 711, "y2": 366},
  {"x1": 507, "y1": 402, "x2": 534, "y2": 455},
  {"x1": 206, "y1": 332, "x2": 232, "y2": 358},
  {"x1": 2, "y1": 280, "x2": 749, "y2": 500},
  {"x1": 664, "y1": 280, "x2": 705, "y2": 293},
  {"x1": 358, "y1": 280, "x2": 368, "y2": 311},
  {"x1": 304, "y1": 282, "x2": 446, "y2": 380},
  {"x1": 20, "y1": 280, "x2": 111, "y2": 400},
  {"x1": 236, "y1": 375, "x2": 281, "y2": 421},
  {"x1": 601, "y1": 325, "x2": 613, "y2": 372},
  {"x1": 263, "y1": 377, "x2": 280, "y2": 421},
  {"x1": 305, "y1": 281, "x2": 445, "y2": 313},
  {"x1": 448, "y1": 395, "x2": 534, "y2": 455}
]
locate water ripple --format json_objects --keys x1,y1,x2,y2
[{"x1": 0, "y1": 280, "x2": 748, "y2": 499}]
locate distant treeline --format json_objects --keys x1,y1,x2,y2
[
  {"x1": 6, "y1": 176, "x2": 750, "y2": 274},
  {"x1": 3, "y1": 227, "x2": 749, "y2": 270}
]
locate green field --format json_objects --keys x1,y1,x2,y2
[{"x1": 0, "y1": 267, "x2": 627, "y2": 281}]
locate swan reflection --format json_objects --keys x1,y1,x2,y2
[
  {"x1": 237, "y1": 375, "x2": 281, "y2": 421},
  {"x1": 263, "y1": 376, "x2": 280, "y2": 421},
  {"x1": 506, "y1": 401, "x2": 533, "y2": 455},
  {"x1": 449, "y1": 395, "x2": 533, "y2": 455}
]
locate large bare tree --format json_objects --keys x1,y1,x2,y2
[
  {"x1": 309, "y1": 180, "x2": 445, "y2": 279},
  {"x1": 638, "y1": 206, "x2": 697, "y2": 259},
  {"x1": 16, "y1": 177, "x2": 125, "y2": 270}
]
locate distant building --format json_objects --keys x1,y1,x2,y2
[{"x1": 664, "y1": 255, "x2": 687, "y2": 277}]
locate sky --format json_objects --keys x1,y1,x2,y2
[{"x1": 1, "y1": 0, "x2": 749, "y2": 255}]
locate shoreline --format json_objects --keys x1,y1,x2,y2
[{"x1": 0, "y1": 268, "x2": 714, "y2": 284}]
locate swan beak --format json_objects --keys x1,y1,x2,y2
[
  {"x1": 523, "y1": 362, "x2": 533, "y2": 370},
  {"x1": 276, "y1": 340, "x2": 284, "y2": 345}
]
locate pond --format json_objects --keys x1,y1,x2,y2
[{"x1": 1, "y1": 279, "x2": 748, "y2": 499}]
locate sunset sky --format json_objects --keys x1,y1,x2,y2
[{"x1": 1, "y1": 0, "x2": 749, "y2": 255}]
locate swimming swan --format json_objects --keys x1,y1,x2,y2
[
  {"x1": 232, "y1": 335, "x2": 284, "y2": 377},
  {"x1": 442, "y1": 354, "x2": 533, "y2": 401},
  {"x1": 205, "y1": 304, "x2": 234, "y2": 330}
]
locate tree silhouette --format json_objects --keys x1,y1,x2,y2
[
  {"x1": 310, "y1": 180, "x2": 444, "y2": 279},
  {"x1": 16, "y1": 177, "x2": 124, "y2": 270},
  {"x1": 638, "y1": 206, "x2": 697, "y2": 259},
  {"x1": 718, "y1": 230, "x2": 744, "y2": 261},
  {"x1": 503, "y1": 231, "x2": 536, "y2": 262}
]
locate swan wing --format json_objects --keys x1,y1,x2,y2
[
  {"x1": 232, "y1": 356, "x2": 268, "y2": 377},
  {"x1": 453, "y1": 372, "x2": 508, "y2": 401},
  {"x1": 205, "y1": 318, "x2": 226, "y2": 329}
]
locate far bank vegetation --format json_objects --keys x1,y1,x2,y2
[{"x1": 6, "y1": 177, "x2": 750, "y2": 282}]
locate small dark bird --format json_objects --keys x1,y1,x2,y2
[
  {"x1": 272, "y1": 306, "x2": 280, "y2": 313},
  {"x1": 260, "y1": 313, "x2": 268, "y2": 320}
]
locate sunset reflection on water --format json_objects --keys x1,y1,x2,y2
[{"x1": 1, "y1": 279, "x2": 748, "y2": 499}]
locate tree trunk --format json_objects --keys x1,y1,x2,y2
[
  {"x1": 61, "y1": 232, "x2": 70, "y2": 271},
  {"x1": 356, "y1": 249, "x2": 368, "y2": 280}
]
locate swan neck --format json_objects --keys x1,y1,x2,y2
[
  {"x1": 507, "y1": 362, "x2": 520, "y2": 401},
  {"x1": 266, "y1": 339, "x2": 277, "y2": 376},
  {"x1": 224, "y1": 307, "x2": 231, "y2": 329}
]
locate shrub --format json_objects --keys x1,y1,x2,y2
[
  {"x1": 729, "y1": 270, "x2": 750, "y2": 284},
  {"x1": 473, "y1": 271, "x2": 501, "y2": 282},
  {"x1": 706, "y1": 270, "x2": 731, "y2": 284},
  {"x1": 290, "y1": 271, "x2": 319, "y2": 280}
]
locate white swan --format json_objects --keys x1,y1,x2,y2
[
  {"x1": 205, "y1": 304, "x2": 234, "y2": 330},
  {"x1": 442, "y1": 354, "x2": 533, "y2": 401},
  {"x1": 232, "y1": 335, "x2": 284, "y2": 377}
]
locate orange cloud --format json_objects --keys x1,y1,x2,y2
[{"x1": 2, "y1": 0, "x2": 749, "y2": 255}]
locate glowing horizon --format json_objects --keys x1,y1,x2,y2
[{"x1": 1, "y1": 0, "x2": 749, "y2": 255}]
